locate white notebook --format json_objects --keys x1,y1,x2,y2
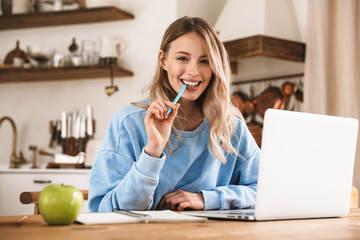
[{"x1": 76, "y1": 210, "x2": 207, "y2": 225}]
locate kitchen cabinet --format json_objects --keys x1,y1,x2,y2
[
  {"x1": 0, "y1": 168, "x2": 91, "y2": 216},
  {"x1": 0, "y1": 6, "x2": 134, "y2": 83}
]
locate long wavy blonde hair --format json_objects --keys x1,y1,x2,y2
[{"x1": 143, "y1": 16, "x2": 242, "y2": 163}]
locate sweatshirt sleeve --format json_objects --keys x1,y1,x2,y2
[
  {"x1": 201, "y1": 148, "x2": 260, "y2": 210},
  {"x1": 201, "y1": 120, "x2": 260, "y2": 210},
  {"x1": 88, "y1": 110, "x2": 166, "y2": 212}
]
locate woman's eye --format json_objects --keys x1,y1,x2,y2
[
  {"x1": 177, "y1": 57, "x2": 188, "y2": 62},
  {"x1": 200, "y1": 59, "x2": 209, "y2": 64}
]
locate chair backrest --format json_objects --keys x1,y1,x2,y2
[
  {"x1": 20, "y1": 190, "x2": 88, "y2": 215},
  {"x1": 350, "y1": 186, "x2": 358, "y2": 208}
]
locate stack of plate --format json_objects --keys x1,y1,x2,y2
[{"x1": 86, "y1": 0, "x2": 119, "y2": 8}]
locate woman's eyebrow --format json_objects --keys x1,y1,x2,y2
[
  {"x1": 176, "y1": 51, "x2": 207, "y2": 58},
  {"x1": 176, "y1": 51, "x2": 190, "y2": 55}
]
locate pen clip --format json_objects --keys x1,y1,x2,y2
[{"x1": 114, "y1": 209, "x2": 152, "y2": 219}]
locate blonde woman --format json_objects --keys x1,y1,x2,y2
[{"x1": 89, "y1": 17, "x2": 260, "y2": 212}]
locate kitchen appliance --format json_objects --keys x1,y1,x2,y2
[{"x1": 99, "y1": 36, "x2": 125, "y2": 62}]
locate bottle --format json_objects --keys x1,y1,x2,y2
[
  {"x1": 1, "y1": 0, "x2": 12, "y2": 16},
  {"x1": 67, "y1": 38, "x2": 82, "y2": 66}
]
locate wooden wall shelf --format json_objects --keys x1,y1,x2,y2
[
  {"x1": 0, "y1": 7, "x2": 134, "y2": 30},
  {"x1": 0, "y1": 66, "x2": 134, "y2": 83},
  {"x1": 223, "y1": 35, "x2": 306, "y2": 63}
]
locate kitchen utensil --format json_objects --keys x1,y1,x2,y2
[
  {"x1": 84, "y1": 139, "x2": 101, "y2": 167},
  {"x1": 105, "y1": 85, "x2": 118, "y2": 96},
  {"x1": 48, "y1": 120, "x2": 57, "y2": 148},
  {"x1": 42, "y1": 0, "x2": 78, "y2": 11},
  {"x1": 86, "y1": 0, "x2": 119, "y2": 8},
  {"x1": 53, "y1": 54, "x2": 64, "y2": 67},
  {"x1": 105, "y1": 64, "x2": 118, "y2": 96},
  {"x1": 67, "y1": 38, "x2": 83, "y2": 66},
  {"x1": 12, "y1": 0, "x2": 33, "y2": 13},
  {"x1": 99, "y1": 57, "x2": 117, "y2": 66},
  {"x1": 254, "y1": 86, "x2": 284, "y2": 119},
  {"x1": 55, "y1": 152, "x2": 85, "y2": 164},
  {"x1": 29, "y1": 145, "x2": 38, "y2": 168},
  {"x1": 68, "y1": 38, "x2": 78, "y2": 53},
  {"x1": 1, "y1": 0, "x2": 12, "y2": 16},
  {"x1": 39, "y1": 149, "x2": 85, "y2": 164},
  {"x1": 81, "y1": 40, "x2": 98, "y2": 66},
  {"x1": 99, "y1": 36, "x2": 125, "y2": 59},
  {"x1": 27, "y1": 45, "x2": 56, "y2": 68},
  {"x1": 4, "y1": 40, "x2": 29, "y2": 66},
  {"x1": 86, "y1": 105, "x2": 93, "y2": 138},
  {"x1": 231, "y1": 91, "x2": 254, "y2": 119}
]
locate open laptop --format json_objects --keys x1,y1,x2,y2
[{"x1": 183, "y1": 109, "x2": 358, "y2": 221}]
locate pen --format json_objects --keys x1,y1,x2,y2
[
  {"x1": 114, "y1": 209, "x2": 152, "y2": 219},
  {"x1": 166, "y1": 84, "x2": 187, "y2": 115},
  {"x1": 16, "y1": 215, "x2": 28, "y2": 225}
]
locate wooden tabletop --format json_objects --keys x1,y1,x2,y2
[{"x1": 2, "y1": 209, "x2": 360, "y2": 240}]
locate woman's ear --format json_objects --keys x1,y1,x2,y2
[{"x1": 159, "y1": 50, "x2": 167, "y2": 70}]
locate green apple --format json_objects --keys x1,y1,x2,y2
[{"x1": 39, "y1": 183, "x2": 83, "y2": 225}]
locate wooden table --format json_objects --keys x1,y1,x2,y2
[{"x1": 2, "y1": 209, "x2": 360, "y2": 240}]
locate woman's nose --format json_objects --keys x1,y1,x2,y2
[{"x1": 187, "y1": 61, "x2": 199, "y2": 77}]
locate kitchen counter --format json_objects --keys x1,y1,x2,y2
[
  {"x1": 0, "y1": 163, "x2": 91, "y2": 216},
  {"x1": 0, "y1": 164, "x2": 91, "y2": 174}
]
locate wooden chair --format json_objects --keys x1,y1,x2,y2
[
  {"x1": 350, "y1": 186, "x2": 358, "y2": 208},
  {"x1": 20, "y1": 190, "x2": 88, "y2": 215}
]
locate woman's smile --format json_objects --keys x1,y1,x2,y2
[{"x1": 180, "y1": 79, "x2": 202, "y2": 91}]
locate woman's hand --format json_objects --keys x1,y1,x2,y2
[
  {"x1": 144, "y1": 100, "x2": 180, "y2": 158},
  {"x1": 156, "y1": 190, "x2": 205, "y2": 211}
]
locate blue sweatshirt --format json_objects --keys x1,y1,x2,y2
[{"x1": 88, "y1": 103, "x2": 260, "y2": 212}]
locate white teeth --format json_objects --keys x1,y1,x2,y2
[{"x1": 182, "y1": 80, "x2": 200, "y2": 86}]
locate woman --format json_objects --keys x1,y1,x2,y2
[{"x1": 89, "y1": 16, "x2": 260, "y2": 212}]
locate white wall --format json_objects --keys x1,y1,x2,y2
[
  {"x1": 0, "y1": 0, "x2": 177, "y2": 165},
  {"x1": 176, "y1": 0, "x2": 227, "y2": 25},
  {"x1": 214, "y1": 0, "x2": 267, "y2": 41},
  {"x1": 214, "y1": 0, "x2": 308, "y2": 42}
]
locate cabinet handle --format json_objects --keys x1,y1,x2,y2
[{"x1": 33, "y1": 180, "x2": 52, "y2": 184}]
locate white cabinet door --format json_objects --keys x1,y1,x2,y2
[{"x1": 0, "y1": 171, "x2": 90, "y2": 216}]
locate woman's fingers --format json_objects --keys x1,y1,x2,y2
[
  {"x1": 156, "y1": 190, "x2": 205, "y2": 211},
  {"x1": 167, "y1": 103, "x2": 180, "y2": 123},
  {"x1": 156, "y1": 191, "x2": 178, "y2": 209},
  {"x1": 147, "y1": 100, "x2": 178, "y2": 120}
]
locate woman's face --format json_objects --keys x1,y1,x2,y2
[{"x1": 160, "y1": 32, "x2": 213, "y2": 102}]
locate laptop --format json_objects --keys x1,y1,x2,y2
[{"x1": 183, "y1": 109, "x2": 358, "y2": 221}]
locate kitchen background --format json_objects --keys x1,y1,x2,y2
[
  {"x1": 2, "y1": 0, "x2": 358, "y2": 206},
  {"x1": 0, "y1": 0, "x2": 307, "y2": 163}
]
